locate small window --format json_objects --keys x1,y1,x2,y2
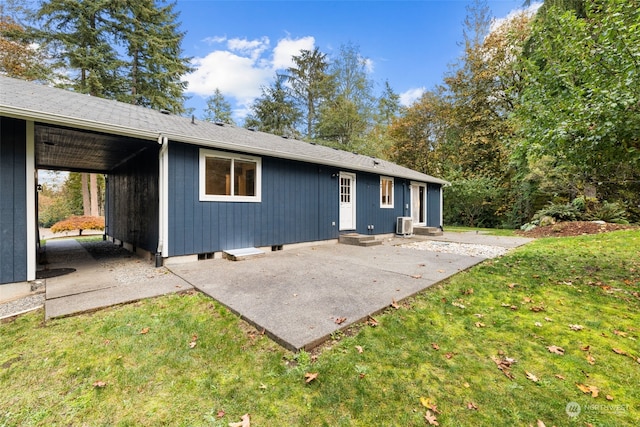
[
  {"x1": 200, "y1": 149, "x2": 261, "y2": 202},
  {"x1": 380, "y1": 177, "x2": 394, "y2": 208}
]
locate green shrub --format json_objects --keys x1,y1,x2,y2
[
  {"x1": 587, "y1": 201, "x2": 629, "y2": 224},
  {"x1": 532, "y1": 201, "x2": 581, "y2": 222}
]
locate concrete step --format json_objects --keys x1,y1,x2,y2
[
  {"x1": 413, "y1": 226, "x2": 443, "y2": 237},
  {"x1": 223, "y1": 247, "x2": 265, "y2": 261},
  {"x1": 339, "y1": 233, "x2": 382, "y2": 247}
]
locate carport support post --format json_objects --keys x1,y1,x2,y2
[
  {"x1": 156, "y1": 135, "x2": 169, "y2": 267},
  {"x1": 26, "y1": 120, "x2": 36, "y2": 281}
]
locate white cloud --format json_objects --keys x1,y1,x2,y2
[
  {"x1": 399, "y1": 87, "x2": 425, "y2": 106},
  {"x1": 185, "y1": 35, "x2": 316, "y2": 119},
  {"x1": 272, "y1": 36, "x2": 315, "y2": 69},
  {"x1": 202, "y1": 35, "x2": 227, "y2": 45},
  {"x1": 491, "y1": 2, "x2": 542, "y2": 32}
]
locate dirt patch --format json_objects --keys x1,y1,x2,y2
[{"x1": 517, "y1": 221, "x2": 637, "y2": 238}]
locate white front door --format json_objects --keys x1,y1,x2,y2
[
  {"x1": 411, "y1": 182, "x2": 426, "y2": 226},
  {"x1": 339, "y1": 172, "x2": 356, "y2": 230}
]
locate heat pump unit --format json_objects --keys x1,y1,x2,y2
[{"x1": 396, "y1": 217, "x2": 413, "y2": 235}]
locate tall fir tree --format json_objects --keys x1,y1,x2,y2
[
  {"x1": 283, "y1": 47, "x2": 333, "y2": 139},
  {"x1": 202, "y1": 88, "x2": 235, "y2": 124},
  {"x1": 244, "y1": 74, "x2": 301, "y2": 137},
  {"x1": 112, "y1": 0, "x2": 192, "y2": 114},
  {"x1": 37, "y1": 0, "x2": 123, "y2": 97}
]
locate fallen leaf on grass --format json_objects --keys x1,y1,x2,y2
[
  {"x1": 335, "y1": 317, "x2": 347, "y2": 325},
  {"x1": 507, "y1": 283, "x2": 517, "y2": 289},
  {"x1": 445, "y1": 352, "x2": 455, "y2": 359},
  {"x1": 391, "y1": 299, "x2": 400, "y2": 309},
  {"x1": 189, "y1": 334, "x2": 198, "y2": 349},
  {"x1": 580, "y1": 345, "x2": 591, "y2": 352},
  {"x1": 612, "y1": 348, "x2": 627, "y2": 356},
  {"x1": 530, "y1": 305, "x2": 545, "y2": 312},
  {"x1": 522, "y1": 296, "x2": 533, "y2": 303},
  {"x1": 534, "y1": 322, "x2": 542, "y2": 327},
  {"x1": 526, "y1": 372, "x2": 539, "y2": 382},
  {"x1": 228, "y1": 413, "x2": 250, "y2": 427},
  {"x1": 576, "y1": 383, "x2": 599, "y2": 398},
  {"x1": 431, "y1": 343, "x2": 440, "y2": 351},
  {"x1": 569, "y1": 324, "x2": 584, "y2": 331},
  {"x1": 613, "y1": 330, "x2": 627, "y2": 337},
  {"x1": 93, "y1": 380, "x2": 107, "y2": 388},
  {"x1": 355, "y1": 345, "x2": 364, "y2": 354},
  {"x1": 491, "y1": 355, "x2": 516, "y2": 380},
  {"x1": 467, "y1": 401, "x2": 478, "y2": 410},
  {"x1": 554, "y1": 374, "x2": 565, "y2": 380},
  {"x1": 366, "y1": 316, "x2": 378, "y2": 327},
  {"x1": 139, "y1": 327, "x2": 150, "y2": 334},
  {"x1": 547, "y1": 345, "x2": 565, "y2": 355},
  {"x1": 424, "y1": 410, "x2": 439, "y2": 425},
  {"x1": 304, "y1": 372, "x2": 318, "y2": 383},
  {"x1": 536, "y1": 420, "x2": 546, "y2": 427},
  {"x1": 463, "y1": 288, "x2": 474, "y2": 295},
  {"x1": 587, "y1": 354, "x2": 595, "y2": 365},
  {"x1": 216, "y1": 410, "x2": 225, "y2": 418},
  {"x1": 419, "y1": 397, "x2": 440, "y2": 414},
  {"x1": 544, "y1": 317, "x2": 553, "y2": 322},
  {"x1": 606, "y1": 395, "x2": 614, "y2": 401},
  {"x1": 452, "y1": 301, "x2": 466, "y2": 309},
  {"x1": 475, "y1": 322, "x2": 485, "y2": 328}
]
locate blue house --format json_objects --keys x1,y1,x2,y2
[{"x1": 0, "y1": 76, "x2": 448, "y2": 295}]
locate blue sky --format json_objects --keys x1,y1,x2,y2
[{"x1": 177, "y1": 0, "x2": 536, "y2": 122}]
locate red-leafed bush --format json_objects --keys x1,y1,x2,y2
[{"x1": 50, "y1": 216, "x2": 105, "y2": 236}]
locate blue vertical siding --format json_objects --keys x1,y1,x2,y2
[
  {"x1": 168, "y1": 143, "x2": 340, "y2": 256},
  {"x1": 166, "y1": 142, "x2": 443, "y2": 257},
  {"x1": 0, "y1": 117, "x2": 28, "y2": 284},
  {"x1": 354, "y1": 174, "x2": 410, "y2": 235}
]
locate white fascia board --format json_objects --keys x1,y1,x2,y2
[{"x1": 0, "y1": 106, "x2": 160, "y2": 141}]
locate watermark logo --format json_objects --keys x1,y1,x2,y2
[
  {"x1": 566, "y1": 401, "x2": 628, "y2": 418},
  {"x1": 566, "y1": 402, "x2": 581, "y2": 417}
]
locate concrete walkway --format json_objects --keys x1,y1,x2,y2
[
  {"x1": 41, "y1": 233, "x2": 532, "y2": 350},
  {"x1": 43, "y1": 239, "x2": 193, "y2": 319}
]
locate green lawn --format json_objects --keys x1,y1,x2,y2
[{"x1": 2, "y1": 230, "x2": 639, "y2": 426}]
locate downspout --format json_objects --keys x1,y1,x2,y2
[
  {"x1": 156, "y1": 135, "x2": 169, "y2": 267},
  {"x1": 26, "y1": 121, "x2": 36, "y2": 281}
]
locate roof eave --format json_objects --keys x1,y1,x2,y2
[
  {"x1": 0, "y1": 105, "x2": 161, "y2": 141},
  {"x1": 161, "y1": 131, "x2": 449, "y2": 185}
]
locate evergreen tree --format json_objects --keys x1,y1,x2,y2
[
  {"x1": 37, "y1": 0, "x2": 123, "y2": 96},
  {"x1": 244, "y1": 74, "x2": 301, "y2": 137},
  {"x1": 202, "y1": 88, "x2": 235, "y2": 125},
  {"x1": 112, "y1": 0, "x2": 192, "y2": 114},
  {"x1": 283, "y1": 47, "x2": 333, "y2": 139}
]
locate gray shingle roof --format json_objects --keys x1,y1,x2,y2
[{"x1": 0, "y1": 75, "x2": 448, "y2": 185}]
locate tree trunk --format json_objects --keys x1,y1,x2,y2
[
  {"x1": 81, "y1": 173, "x2": 90, "y2": 216},
  {"x1": 90, "y1": 173, "x2": 99, "y2": 216}
]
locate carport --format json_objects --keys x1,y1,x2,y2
[{"x1": 1, "y1": 75, "x2": 168, "y2": 296}]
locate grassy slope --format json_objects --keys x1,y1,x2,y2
[{"x1": 1, "y1": 231, "x2": 639, "y2": 426}]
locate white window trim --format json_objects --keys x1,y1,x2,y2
[
  {"x1": 199, "y1": 148, "x2": 262, "y2": 202},
  {"x1": 380, "y1": 176, "x2": 394, "y2": 209}
]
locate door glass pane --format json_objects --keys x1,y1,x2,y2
[
  {"x1": 341, "y1": 177, "x2": 351, "y2": 203},
  {"x1": 205, "y1": 157, "x2": 231, "y2": 195}
]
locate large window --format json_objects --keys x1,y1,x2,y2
[
  {"x1": 380, "y1": 176, "x2": 394, "y2": 208},
  {"x1": 199, "y1": 149, "x2": 261, "y2": 202}
]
